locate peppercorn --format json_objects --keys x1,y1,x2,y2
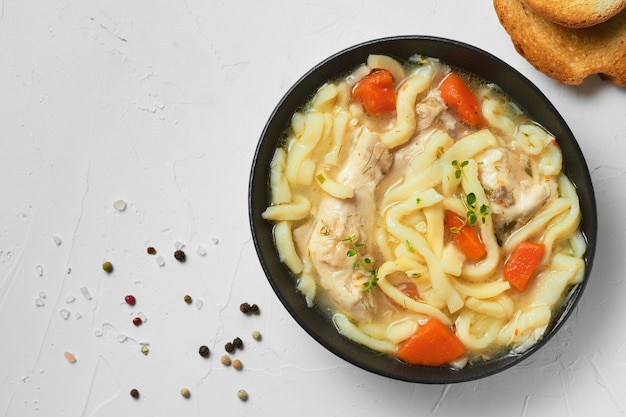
[
  {"x1": 125, "y1": 295, "x2": 136, "y2": 306},
  {"x1": 249, "y1": 303, "x2": 259, "y2": 313},
  {"x1": 224, "y1": 342, "x2": 235, "y2": 353},
  {"x1": 198, "y1": 345, "x2": 210, "y2": 358},
  {"x1": 132, "y1": 317, "x2": 143, "y2": 326},
  {"x1": 180, "y1": 387, "x2": 190, "y2": 398},
  {"x1": 146, "y1": 246, "x2": 157, "y2": 255},
  {"x1": 237, "y1": 389, "x2": 248, "y2": 401},
  {"x1": 130, "y1": 388, "x2": 140, "y2": 399},
  {"x1": 102, "y1": 261, "x2": 113, "y2": 273},
  {"x1": 239, "y1": 302, "x2": 251, "y2": 313},
  {"x1": 251, "y1": 330, "x2": 261, "y2": 341},
  {"x1": 174, "y1": 249, "x2": 186, "y2": 262},
  {"x1": 232, "y1": 359, "x2": 243, "y2": 370},
  {"x1": 220, "y1": 355, "x2": 232, "y2": 366},
  {"x1": 232, "y1": 337, "x2": 243, "y2": 350},
  {"x1": 184, "y1": 294, "x2": 192, "y2": 304}
]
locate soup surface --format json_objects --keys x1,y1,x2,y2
[{"x1": 262, "y1": 54, "x2": 585, "y2": 368}]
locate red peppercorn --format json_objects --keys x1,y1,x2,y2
[
  {"x1": 132, "y1": 317, "x2": 143, "y2": 326},
  {"x1": 125, "y1": 295, "x2": 136, "y2": 306}
]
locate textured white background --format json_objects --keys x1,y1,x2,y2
[{"x1": 1, "y1": 0, "x2": 625, "y2": 415}]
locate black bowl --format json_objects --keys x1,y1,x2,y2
[{"x1": 248, "y1": 36, "x2": 597, "y2": 383}]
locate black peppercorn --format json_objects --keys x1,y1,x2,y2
[
  {"x1": 249, "y1": 303, "x2": 259, "y2": 313},
  {"x1": 199, "y1": 345, "x2": 210, "y2": 358},
  {"x1": 239, "y1": 302, "x2": 250, "y2": 313},
  {"x1": 225, "y1": 342, "x2": 235, "y2": 353},
  {"x1": 233, "y1": 337, "x2": 243, "y2": 349},
  {"x1": 130, "y1": 388, "x2": 140, "y2": 399},
  {"x1": 174, "y1": 249, "x2": 186, "y2": 262}
]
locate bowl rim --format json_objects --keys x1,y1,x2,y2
[{"x1": 248, "y1": 35, "x2": 597, "y2": 383}]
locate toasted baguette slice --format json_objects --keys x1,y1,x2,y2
[
  {"x1": 494, "y1": 0, "x2": 626, "y2": 86},
  {"x1": 522, "y1": 0, "x2": 626, "y2": 28}
]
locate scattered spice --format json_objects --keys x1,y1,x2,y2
[
  {"x1": 233, "y1": 337, "x2": 243, "y2": 350},
  {"x1": 251, "y1": 330, "x2": 262, "y2": 341},
  {"x1": 240, "y1": 302, "x2": 260, "y2": 314},
  {"x1": 224, "y1": 342, "x2": 235, "y2": 353},
  {"x1": 184, "y1": 295, "x2": 192, "y2": 304},
  {"x1": 102, "y1": 261, "x2": 113, "y2": 273},
  {"x1": 132, "y1": 317, "x2": 143, "y2": 326},
  {"x1": 140, "y1": 345, "x2": 149, "y2": 355},
  {"x1": 220, "y1": 355, "x2": 232, "y2": 366},
  {"x1": 237, "y1": 389, "x2": 248, "y2": 401},
  {"x1": 130, "y1": 388, "x2": 140, "y2": 399},
  {"x1": 198, "y1": 345, "x2": 210, "y2": 358},
  {"x1": 146, "y1": 246, "x2": 157, "y2": 255},
  {"x1": 232, "y1": 359, "x2": 243, "y2": 370},
  {"x1": 64, "y1": 351, "x2": 77, "y2": 363},
  {"x1": 174, "y1": 249, "x2": 186, "y2": 262},
  {"x1": 180, "y1": 388, "x2": 191, "y2": 398},
  {"x1": 125, "y1": 295, "x2": 136, "y2": 306}
]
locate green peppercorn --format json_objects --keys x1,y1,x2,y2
[
  {"x1": 237, "y1": 389, "x2": 248, "y2": 401},
  {"x1": 102, "y1": 261, "x2": 113, "y2": 273},
  {"x1": 180, "y1": 387, "x2": 190, "y2": 398}
]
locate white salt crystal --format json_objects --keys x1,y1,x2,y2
[
  {"x1": 34, "y1": 298, "x2": 45, "y2": 307},
  {"x1": 94, "y1": 329, "x2": 103, "y2": 337},
  {"x1": 136, "y1": 311, "x2": 147, "y2": 323},
  {"x1": 113, "y1": 199, "x2": 127, "y2": 211},
  {"x1": 80, "y1": 286, "x2": 92, "y2": 300},
  {"x1": 38, "y1": 290, "x2": 46, "y2": 299},
  {"x1": 35, "y1": 265, "x2": 44, "y2": 276},
  {"x1": 65, "y1": 295, "x2": 76, "y2": 303},
  {"x1": 211, "y1": 236, "x2": 219, "y2": 245},
  {"x1": 59, "y1": 309, "x2": 70, "y2": 320},
  {"x1": 74, "y1": 312, "x2": 82, "y2": 319},
  {"x1": 52, "y1": 235, "x2": 62, "y2": 246},
  {"x1": 174, "y1": 241, "x2": 185, "y2": 250},
  {"x1": 196, "y1": 245, "x2": 207, "y2": 256},
  {"x1": 156, "y1": 255, "x2": 165, "y2": 267},
  {"x1": 195, "y1": 298, "x2": 204, "y2": 310},
  {"x1": 117, "y1": 334, "x2": 128, "y2": 343}
]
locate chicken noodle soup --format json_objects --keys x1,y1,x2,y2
[{"x1": 262, "y1": 54, "x2": 585, "y2": 368}]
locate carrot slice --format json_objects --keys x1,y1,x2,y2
[
  {"x1": 439, "y1": 72, "x2": 484, "y2": 127},
  {"x1": 352, "y1": 69, "x2": 397, "y2": 115},
  {"x1": 397, "y1": 318, "x2": 466, "y2": 366},
  {"x1": 444, "y1": 210, "x2": 487, "y2": 261},
  {"x1": 503, "y1": 241, "x2": 545, "y2": 291}
]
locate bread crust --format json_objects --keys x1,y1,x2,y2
[
  {"x1": 494, "y1": 0, "x2": 626, "y2": 86},
  {"x1": 522, "y1": 0, "x2": 626, "y2": 28}
]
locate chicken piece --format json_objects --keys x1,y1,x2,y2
[
  {"x1": 307, "y1": 128, "x2": 393, "y2": 321},
  {"x1": 476, "y1": 148, "x2": 555, "y2": 235}
]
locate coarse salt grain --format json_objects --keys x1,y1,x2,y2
[
  {"x1": 80, "y1": 286, "x2": 92, "y2": 300},
  {"x1": 52, "y1": 235, "x2": 62, "y2": 246},
  {"x1": 65, "y1": 295, "x2": 75, "y2": 303},
  {"x1": 35, "y1": 265, "x2": 43, "y2": 276},
  {"x1": 34, "y1": 298, "x2": 45, "y2": 307},
  {"x1": 156, "y1": 255, "x2": 165, "y2": 267},
  {"x1": 59, "y1": 309, "x2": 70, "y2": 320},
  {"x1": 196, "y1": 245, "x2": 206, "y2": 256},
  {"x1": 113, "y1": 200, "x2": 127, "y2": 211}
]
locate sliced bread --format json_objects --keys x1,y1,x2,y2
[
  {"x1": 494, "y1": 0, "x2": 626, "y2": 86},
  {"x1": 522, "y1": 0, "x2": 626, "y2": 28}
]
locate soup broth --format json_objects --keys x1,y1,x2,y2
[{"x1": 262, "y1": 54, "x2": 585, "y2": 368}]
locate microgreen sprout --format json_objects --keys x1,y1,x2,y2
[
  {"x1": 452, "y1": 159, "x2": 469, "y2": 179},
  {"x1": 342, "y1": 235, "x2": 378, "y2": 292},
  {"x1": 465, "y1": 192, "x2": 491, "y2": 225}
]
